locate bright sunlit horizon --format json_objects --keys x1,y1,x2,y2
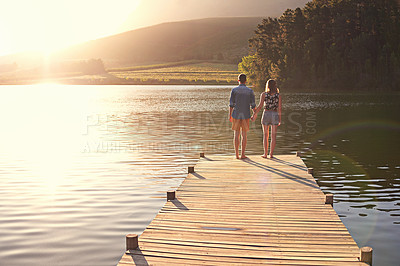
[
  {"x1": 0, "y1": 0, "x2": 141, "y2": 56},
  {"x1": 0, "y1": 0, "x2": 311, "y2": 57}
]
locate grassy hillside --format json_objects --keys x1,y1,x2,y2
[
  {"x1": 110, "y1": 61, "x2": 238, "y2": 84},
  {"x1": 0, "y1": 61, "x2": 239, "y2": 85},
  {"x1": 55, "y1": 17, "x2": 262, "y2": 67},
  {"x1": 0, "y1": 17, "x2": 260, "y2": 84}
]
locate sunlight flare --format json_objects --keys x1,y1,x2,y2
[{"x1": 0, "y1": 0, "x2": 141, "y2": 55}]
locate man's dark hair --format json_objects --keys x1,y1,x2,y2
[{"x1": 238, "y1": 73, "x2": 246, "y2": 83}]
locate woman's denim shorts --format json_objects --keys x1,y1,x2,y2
[{"x1": 262, "y1": 110, "x2": 279, "y2": 125}]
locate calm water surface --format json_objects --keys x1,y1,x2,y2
[{"x1": 0, "y1": 85, "x2": 399, "y2": 265}]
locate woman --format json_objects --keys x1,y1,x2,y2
[{"x1": 251, "y1": 79, "x2": 281, "y2": 158}]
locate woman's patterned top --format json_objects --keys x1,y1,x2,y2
[{"x1": 264, "y1": 92, "x2": 279, "y2": 111}]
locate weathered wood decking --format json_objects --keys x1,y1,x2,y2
[{"x1": 119, "y1": 155, "x2": 369, "y2": 265}]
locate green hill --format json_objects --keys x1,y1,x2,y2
[
  {"x1": 0, "y1": 17, "x2": 263, "y2": 84},
  {"x1": 55, "y1": 17, "x2": 262, "y2": 67}
]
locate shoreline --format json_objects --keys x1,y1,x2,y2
[
  {"x1": 0, "y1": 80, "x2": 237, "y2": 86},
  {"x1": 1, "y1": 80, "x2": 397, "y2": 93}
]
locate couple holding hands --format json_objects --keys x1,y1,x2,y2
[{"x1": 229, "y1": 74, "x2": 281, "y2": 159}]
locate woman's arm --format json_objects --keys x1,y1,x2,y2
[
  {"x1": 278, "y1": 94, "x2": 282, "y2": 126},
  {"x1": 251, "y1": 92, "x2": 265, "y2": 121},
  {"x1": 255, "y1": 92, "x2": 265, "y2": 114}
]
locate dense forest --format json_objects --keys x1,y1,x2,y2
[{"x1": 239, "y1": 0, "x2": 400, "y2": 91}]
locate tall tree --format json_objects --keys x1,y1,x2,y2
[{"x1": 240, "y1": 0, "x2": 400, "y2": 91}]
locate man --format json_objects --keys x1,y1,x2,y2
[{"x1": 229, "y1": 73, "x2": 256, "y2": 159}]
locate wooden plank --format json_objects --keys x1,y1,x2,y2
[
  {"x1": 120, "y1": 250, "x2": 366, "y2": 265},
  {"x1": 139, "y1": 238, "x2": 360, "y2": 253},
  {"x1": 136, "y1": 242, "x2": 360, "y2": 260},
  {"x1": 141, "y1": 230, "x2": 359, "y2": 245},
  {"x1": 118, "y1": 155, "x2": 366, "y2": 265}
]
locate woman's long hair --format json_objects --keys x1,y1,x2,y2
[{"x1": 265, "y1": 79, "x2": 279, "y2": 94}]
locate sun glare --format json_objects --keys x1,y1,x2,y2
[{"x1": 0, "y1": 0, "x2": 141, "y2": 56}]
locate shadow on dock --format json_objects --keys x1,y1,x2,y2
[
  {"x1": 125, "y1": 248, "x2": 149, "y2": 266},
  {"x1": 243, "y1": 158, "x2": 319, "y2": 189},
  {"x1": 271, "y1": 157, "x2": 308, "y2": 171},
  {"x1": 191, "y1": 172, "x2": 206, "y2": 179},
  {"x1": 171, "y1": 199, "x2": 189, "y2": 210}
]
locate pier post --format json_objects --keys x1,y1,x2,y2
[
  {"x1": 325, "y1": 194, "x2": 334, "y2": 205},
  {"x1": 167, "y1": 190, "x2": 176, "y2": 201},
  {"x1": 296, "y1": 151, "x2": 301, "y2": 157},
  {"x1": 188, "y1": 166, "x2": 195, "y2": 173},
  {"x1": 200, "y1": 152, "x2": 205, "y2": 158},
  {"x1": 307, "y1": 168, "x2": 314, "y2": 174},
  {"x1": 126, "y1": 234, "x2": 138, "y2": 251},
  {"x1": 360, "y1": 246, "x2": 373, "y2": 265}
]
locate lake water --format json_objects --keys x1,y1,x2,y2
[{"x1": 0, "y1": 85, "x2": 399, "y2": 265}]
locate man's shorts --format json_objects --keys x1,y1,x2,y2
[{"x1": 231, "y1": 118, "x2": 250, "y2": 132}]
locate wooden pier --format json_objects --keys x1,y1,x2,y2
[{"x1": 118, "y1": 154, "x2": 372, "y2": 265}]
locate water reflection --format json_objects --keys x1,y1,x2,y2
[{"x1": 0, "y1": 85, "x2": 399, "y2": 265}]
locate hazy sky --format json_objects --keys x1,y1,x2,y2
[
  {"x1": 0, "y1": 0, "x2": 308, "y2": 56},
  {"x1": 120, "y1": 0, "x2": 309, "y2": 32}
]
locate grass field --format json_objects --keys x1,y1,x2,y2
[
  {"x1": 109, "y1": 61, "x2": 239, "y2": 84},
  {"x1": 0, "y1": 61, "x2": 240, "y2": 85}
]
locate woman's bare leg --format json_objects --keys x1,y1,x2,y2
[
  {"x1": 269, "y1": 125, "x2": 277, "y2": 158},
  {"x1": 262, "y1": 124, "x2": 269, "y2": 158}
]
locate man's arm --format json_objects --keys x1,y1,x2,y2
[
  {"x1": 250, "y1": 90, "x2": 256, "y2": 112},
  {"x1": 229, "y1": 90, "x2": 235, "y2": 120},
  {"x1": 250, "y1": 90, "x2": 258, "y2": 121}
]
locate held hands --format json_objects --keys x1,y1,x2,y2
[{"x1": 251, "y1": 113, "x2": 257, "y2": 122}]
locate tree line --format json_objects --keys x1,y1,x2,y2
[
  {"x1": 43, "y1": 58, "x2": 106, "y2": 75},
  {"x1": 239, "y1": 0, "x2": 400, "y2": 91}
]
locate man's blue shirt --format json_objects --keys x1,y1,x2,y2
[{"x1": 229, "y1": 84, "x2": 256, "y2": 119}]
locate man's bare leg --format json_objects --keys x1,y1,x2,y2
[
  {"x1": 234, "y1": 130, "x2": 240, "y2": 159},
  {"x1": 240, "y1": 129, "x2": 248, "y2": 159}
]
